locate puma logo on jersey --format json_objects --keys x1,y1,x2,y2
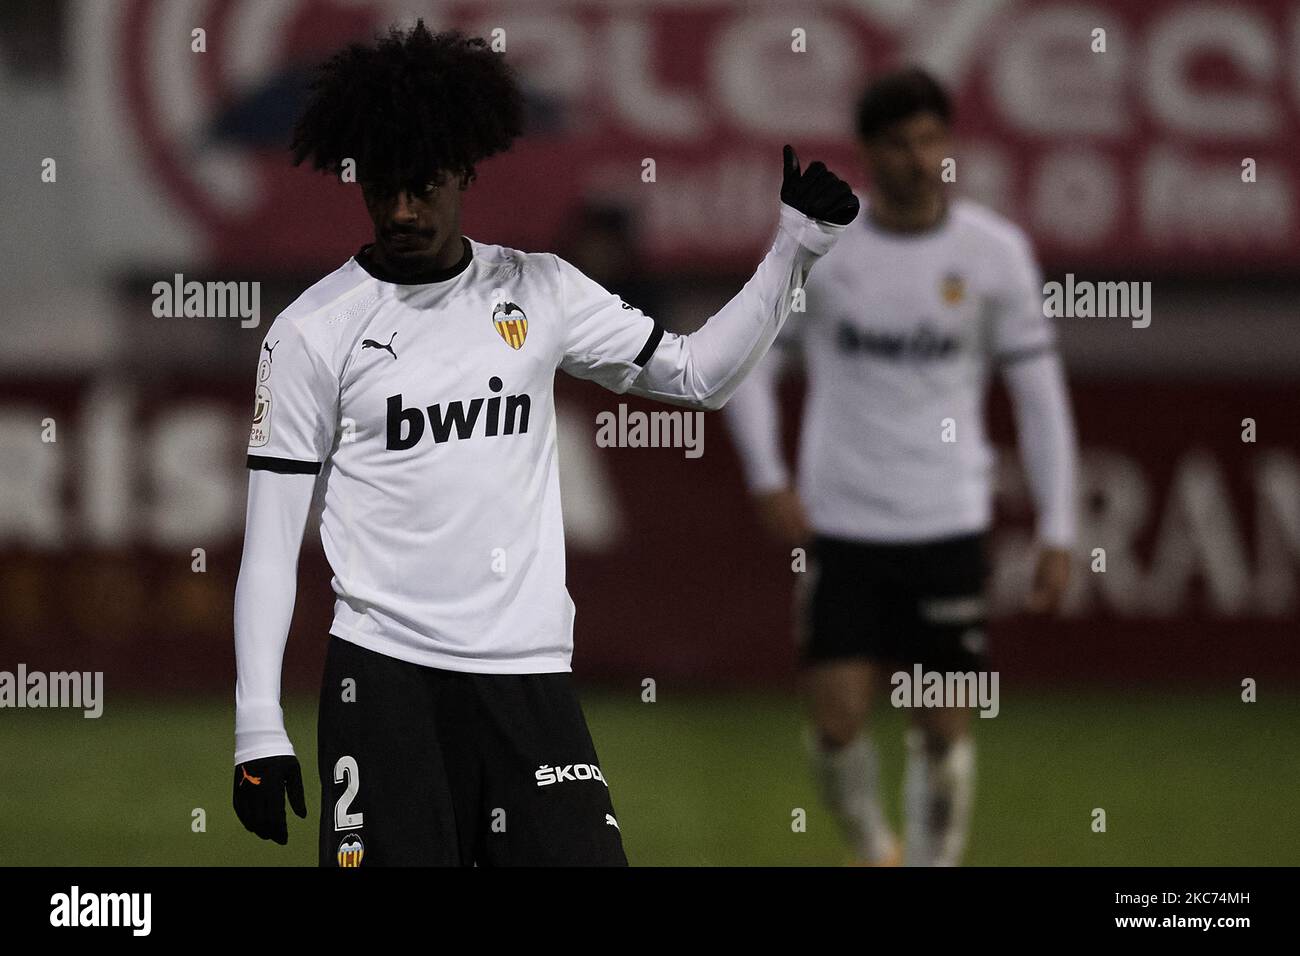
[
  {"x1": 362, "y1": 331, "x2": 398, "y2": 359},
  {"x1": 386, "y1": 377, "x2": 531, "y2": 450},
  {"x1": 239, "y1": 766, "x2": 262, "y2": 786},
  {"x1": 605, "y1": 814, "x2": 620, "y2": 830},
  {"x1": 263, "y1": 340, "x2": 280, "y2": 362}
]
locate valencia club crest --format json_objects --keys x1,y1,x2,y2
[
  {"x1": 941, "y1": 272, "x2": 966, "y2": 306},
  {"x1": 492, "y1": 301, "x2": 528, "y2": 350}
]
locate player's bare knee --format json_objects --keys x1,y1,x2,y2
[
  {"x1": 912, "y1": 711, "x2": 970, "y2": 756},
  {"x1": 813, "y1": 704, "x2": 869, "y2": 749}
]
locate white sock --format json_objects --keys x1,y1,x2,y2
[
  {"x1": 903, "y1": 729, "x2": 976, "y2": 866},
  {"x1": 903, "y1": 729, "x2": 933, "y2": 866},
  {"x1": 806, "y1": 728, "x2": 898, "y2": 863}
]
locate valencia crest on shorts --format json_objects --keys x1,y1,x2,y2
[
  {"x1": 492, "y1": 301, "x2": 528, "y2": 349},
  {"x1": 337, "y1": 833, "x2": 365, "y2": 867}
]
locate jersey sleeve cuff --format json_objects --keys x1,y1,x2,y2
[
  {"x1": 1037, "y1": 518, "x2": 1076, "y2": 549},
  {"x1": 996, "y1": 344, "x2": 1056, "y2": 368},
  {"x1": 777, "y1": 202, "x2": 850, "y2": 256},
  {"x1": 745, "y1": 463, "x2": 791, "y2": 495}
]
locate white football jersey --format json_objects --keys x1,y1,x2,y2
[
  {"x1": 246, "y1": 237, "x2": 662, "y2": 673},
  {"x1": 731, "y1": 198, "x2": 1056, "y2": 542}
]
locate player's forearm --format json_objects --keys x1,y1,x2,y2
[
  {"x1": 234, "y1": 558, "x2": 297, "y2": 763},
  {"x1": 629, "y1": 204, "x2": 845, "y2": 411},
  {"x1": 233, "y1": 470, "x2": 317, "y2": 764},
  {"x1": 1003, "y1": 353, "x2": 1079, "y2": 547},
  {"x1": 723, "y1": 348, "x2": 792, "y2": 492}
]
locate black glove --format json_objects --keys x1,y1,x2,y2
[
  {"x1": 233, "y1": 755, "x2": 307, "y2": 845},
  {"x1": 780, "y1": 144, "x2": 860, "y2": 225}
]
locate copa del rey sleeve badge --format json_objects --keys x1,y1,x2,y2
[
  {"x1": 492, "y1": 300, "x2": 528, "y2": 350},
  {"x1": 248, "y1": 349, "x2": 274, "y2": 447}
]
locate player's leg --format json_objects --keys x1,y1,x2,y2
[
  {"x1": 799, "y1": 535, "x2": 901, "y2": 865},
  {"x1": 905, "y1": 704, "x2": 975, "y2": 867},
  {"x1": 316, "y1": 633, "x2": 466, "y2": 866},
  {"x1": 471, "y1": 672, "x2": 627, "y2": 866},
  {"x1": 899, "y1": 533, "x2": 989, "y2": 867},
  {"x1": 801, "y1": 660, "x2": 900, "y2": 864}
]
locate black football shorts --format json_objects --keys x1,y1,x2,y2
[
  {"x1": 317, "y1": 633, "x2": 627, "y2": 867},
  {"x1": 798, "y1": 532, "x2": 991, "y2": 672}
]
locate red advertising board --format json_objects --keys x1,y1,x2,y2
[
  {"x1": 2, "y1": 374, "x2": 1297, "y2": 690},
  {"x1": 79, "y1": 0, "x2": 1300, "y2": 276}
]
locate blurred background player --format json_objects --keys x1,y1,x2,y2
[
  {"x1": 556, "y1": 201, "x2": 666, "y2": 322},
  {"x1": 725, "y1": 68, "x2": 1079, "y2": 866}
]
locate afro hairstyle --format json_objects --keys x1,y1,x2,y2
[{"x1": 290, "y1": 20, "x2": 524, "y2": 192}]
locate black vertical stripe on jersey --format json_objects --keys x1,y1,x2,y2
[
  {"x1": 247, "y1": 455, "x2": 323, "y2": 475},
  {"x1": 633, "y1": 321, "x2": 665, "y2": 366}
]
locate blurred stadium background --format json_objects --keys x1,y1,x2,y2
[{"x1": 1, "y1": 0, "x2": 1298, "y2": 865}]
